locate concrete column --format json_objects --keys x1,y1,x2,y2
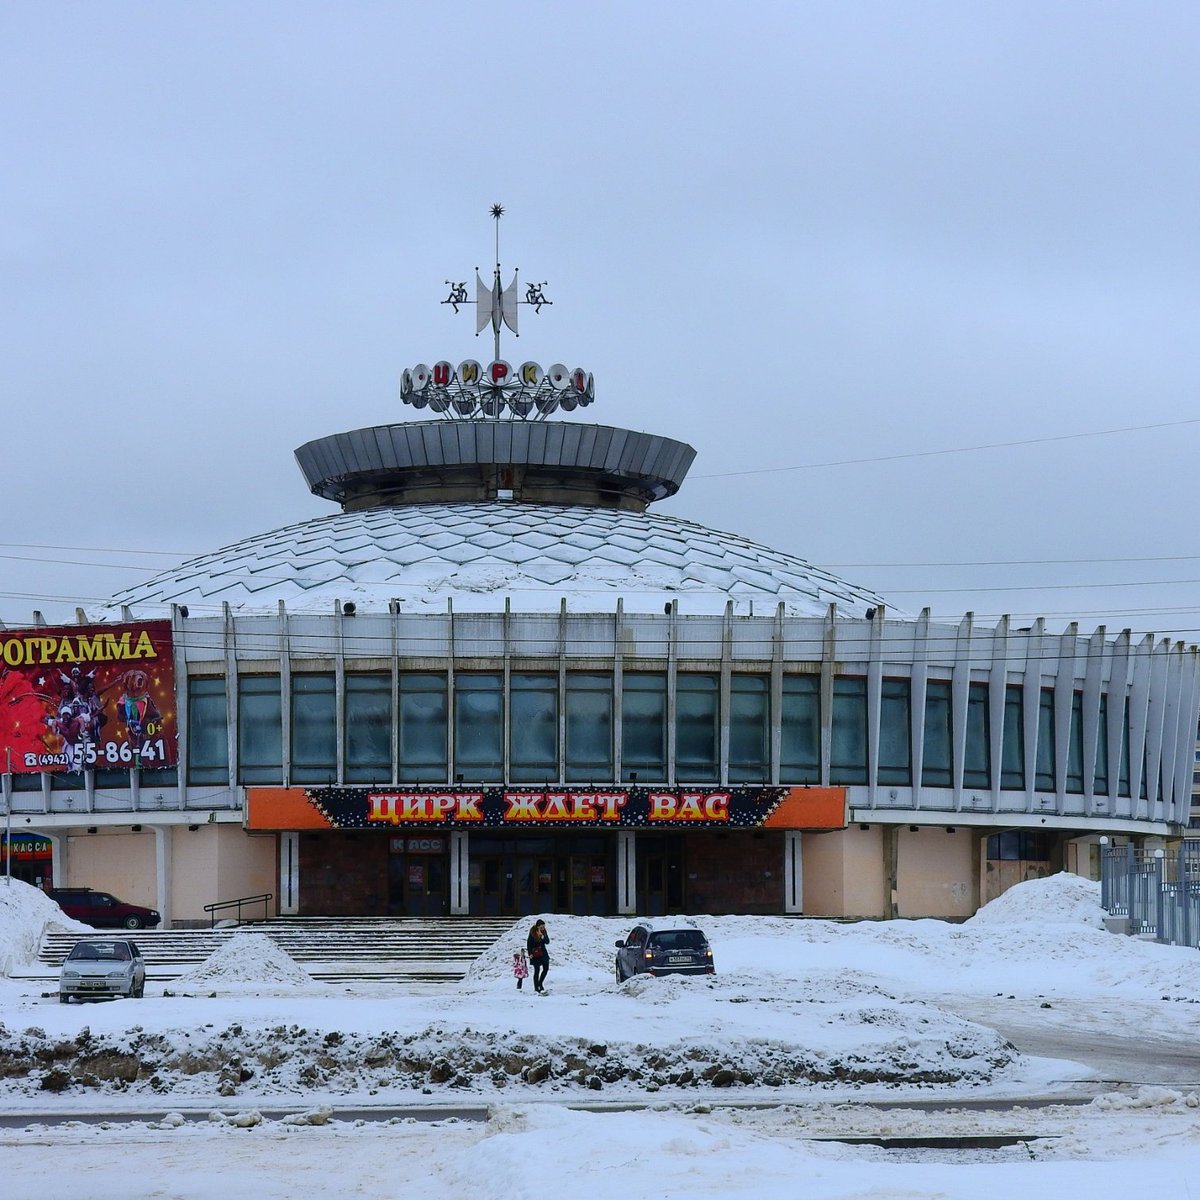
[
  {"x1": 152, "y1": 824, "x2": 172, "y2": 929},
  {"x1": 616, "y1": 830, "x2": 636, "y2": 914},
  {"x1": 783, "y1": 830, "x2": 803, "y2": 913},
  {"x1": 883, "y1": 824, "x2": 899, "y2": 919},
  {"x1": 45, "y1": 831, "x2": 68, "y2": 889},
  {"x1": 449, "y1": 830, "x2": 470, "y2": 915}
]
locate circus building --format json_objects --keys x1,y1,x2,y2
[{"x1": 4, "y1": 218, "x2": 1199, "y2": 927}]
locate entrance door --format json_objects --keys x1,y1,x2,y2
[
  {"x1": 388, "y1": 837, "x2": 448, "y2": 916},
  {"x1": 470, "y1": 836, "x2": 612, "y2": 916},
  {"x1": 564, "y1": 852, "x2": 609, "y2": 916},
  {"x1": 638, "y1": 835, "x2": 684, "y2": 916},
  {"x1": 471, "y1": 844, "x2": 555, "y2": 917}
]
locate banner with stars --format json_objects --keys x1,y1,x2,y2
[
  {"x1": 0, "y1": 620, "x2": 176, "y2": 774},
  {"x1": 246, "y1": 785, "x2": 848, "y2": 831}
]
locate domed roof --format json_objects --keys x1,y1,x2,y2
[{"x1": 106, "y1": 502, "x2": 888, "y2": 617}]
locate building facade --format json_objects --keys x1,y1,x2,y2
[{"x1": 4, "y1": 415, "x2": 1196, "y2": 926}]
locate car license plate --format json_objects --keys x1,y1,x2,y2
[
  {"x1": 668, "y1": 955, "x2": 691, "y2": 964},
  {"x1": 79, "y1": 981, "x2": 104, "y2": 989}
]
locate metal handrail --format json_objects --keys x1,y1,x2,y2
[{"x1": 203, "y1": 892, "x2": 274, "y2": 929}]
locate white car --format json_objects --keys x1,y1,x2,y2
[{"x1": 59, "y1": 938, "x2": 146, "y2": 1002}]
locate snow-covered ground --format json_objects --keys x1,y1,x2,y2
[{"x1": 1, "y1": 874, "x2": 1198, "y2": 1198}]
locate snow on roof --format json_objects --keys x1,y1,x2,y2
[{"x1": 104, "y1": 502, "x2": 889, "y2": 617}]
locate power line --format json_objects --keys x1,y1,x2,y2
[
  {"x1": 0, "y1": 553, "x2": 187, "y2": 573},
  {"x1": 693, "y1": 415, "x2": 1200, "y2": 480},
  {"x1": 0, "y1": 542, "x2": 186, "y2": 557},
  {"x1": 824, "y1": 554, "x2": 1200, "y2": 569},
  {"x1": 887, "y1": 578, "x2": 1200, "y2": 595}
]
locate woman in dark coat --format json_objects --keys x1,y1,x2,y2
[{"x1": 526, "y1": 919, "x2": 550, "y2": 993}]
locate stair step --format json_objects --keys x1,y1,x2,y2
[{"x1": 33, "y1": 917, "x2": 517, "y2": 984}]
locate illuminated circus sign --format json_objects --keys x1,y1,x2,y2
[
  {"x1": 400, "y1": 359, "x2": 594, "y2": 419},
  {"x1": 0, "y1": 620, "x2": 177, "y2": 774},
  {"x1": 246, "y1": 785, "x2": 848, "y2": 831}
]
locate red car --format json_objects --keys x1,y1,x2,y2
[{"x1": 48, "y1": 888, "x2": 161, "y2": 930}]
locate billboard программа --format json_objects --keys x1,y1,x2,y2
[{"x1": 0, "y1": 621, "x2": 176, "y2": 774}]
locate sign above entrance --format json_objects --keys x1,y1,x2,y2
[{"x1": 246, "y1": 785, "x2": 848, "y2": 832}]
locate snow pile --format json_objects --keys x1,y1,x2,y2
[
  {"x1": 461, "y1": 913, "x2": 635, "y2": 988},
  {"x1": 8, "y1": 1101, "x2": 1200, "y2": 1200},
  {"x1": 1092, "y1": 1086, "x2": 1200, "y2": 1110},
  {"x1": 966, "y1": 873, "x2": 1105, "y2": 928},
  {"x1": 0, "y1": 879, "x2": 90, "y2": 976},
  {"x1": 0, "y1": 984, "x2": 1017, "y2": 1098},
  {"x1": 461, "y1": 897, "x2": 1200, "y2": 1004},
  {"x1": 169, "y1": 932, "x2": 326, "y2": 995}
]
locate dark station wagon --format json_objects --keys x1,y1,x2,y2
[
  {"x1": 48, "y1": 888, "x2": 161, "y2": 930},
  {"x1": 615, "y1": 922, "x2": 715, "y2": 981}
]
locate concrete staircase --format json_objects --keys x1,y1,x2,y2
[{"x1": 23, "y1": 917, "x2": 516, "y2": 984}]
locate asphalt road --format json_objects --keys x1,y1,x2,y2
[{"x1": 928, "y1": 993, "x2": 1200, "y2": 1088}]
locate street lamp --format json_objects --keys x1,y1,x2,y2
[{"x1": 4, "y1": 748, "x2": 11, "y2": 885}]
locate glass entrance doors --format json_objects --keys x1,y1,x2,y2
[
  {"x1": 637, "y1": 834, "x2": 684, "y2": 916},
  {"x1": 469, "y1": 835, "x2": 612, "y2": 917},
  {"x1": 388, "y1": 835, "x2": 448, "y2": 917}
]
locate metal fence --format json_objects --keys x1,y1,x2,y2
[{"x1": 1100, "y1": 840, "x2": 1200, "y2": 948}]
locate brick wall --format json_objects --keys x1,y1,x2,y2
[
  {"x1": 683, "y1": 831, "x2": 782, "y2": 914},
  {"x1": 298, "y1": 832, "x2": 389, "y2": 915}
]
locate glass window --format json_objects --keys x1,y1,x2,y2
[
  {"x1": 878, "y1": 679, "x2": 911, "y2": 785},
  {"x1": 1001, "y1": 686, "x2": 1024, "y2": 790},
  {"x1": 565, "y1": 673, "x2": 613, "y2": 782},
  {"x1": 455, "y1": 673, "x2": 503, "y2": 782},
  {"x1": 398, "y1": 673, "x2": 447, "y2": 783},
  {"x1": 922, "y1": 681, "x2": 952, "y2": 787},
  {"x1": 92, "y1": 766, "x2": 130, "y2": 790},
  {"x1": 139, "y1": 766, "x2": 178, "y2": 789},
  {"x1": 1094, "y1": 693, "x2": 1110, "y2": 794},
  {"x1": 511, "y1": 673, "x2": 558, "y2": 782},
  {"x1": 729, "y1": 675, "x2": 769, "y2": 783},
  {"x1": 291, "y1": 673, "x2": 336, "y2": 784},
  {"x1": 1066, "y1": 692, "x2": 1085, "y2": 794},
  {"x1": 780, "y1": 675, "x2": 819, "y2": 783},
  {"x1": 964, "y1": 682, "x2": 990, "y2": 789},
  {"x1": 187, "y1": 677, "x2": 228, "y2": 786},
  {"x1": 987, "y1": 831, "x2": 1053, "y2": 861},
  {"x1": 345, "y1": 674, "x2": 391, "y2": 784},
  {"x1": 1036, "y1": 688, "x2": 1055, "y2": 791},
  {"x1": 830, "y1": 677, "x2": 867, "y2": 785},
  {"x1": 238, "y1": 675, "x2": 282, "y2": 785},
  {"x1": 622, "y1": 673, "x2": 666, "y2": 782},
  {"x1": 676, "y1": 674, "x2": 718, "y2": 782}
]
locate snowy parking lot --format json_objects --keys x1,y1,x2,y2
[{"x1": 1, "y1": 874, "x2": 1199, "y2": 1198}]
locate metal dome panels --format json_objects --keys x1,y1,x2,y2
[{"x1": 107, "y1": 502, "x2": 888, "y2": 617}]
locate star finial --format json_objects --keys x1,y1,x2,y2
[{"x1": 490, "y1": 203, "x2": 505, "y2": 220}]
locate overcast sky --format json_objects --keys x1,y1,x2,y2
[{"x1": 3, "y1": 3, "x2": 1199, "y2": 639}]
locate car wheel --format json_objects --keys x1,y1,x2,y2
[
  {"x1": 615, "y1": 959, "x2": 625, "y2": 983},
  {"x1": 59, "y1": 994, "x2": 70, "y2": 1005},
  {"x1": 132, "y1": 980, "x2": 144, "y2": 999},
  {"x1": 122, "y1": 915, "x2": 144, "y2": 930}
]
